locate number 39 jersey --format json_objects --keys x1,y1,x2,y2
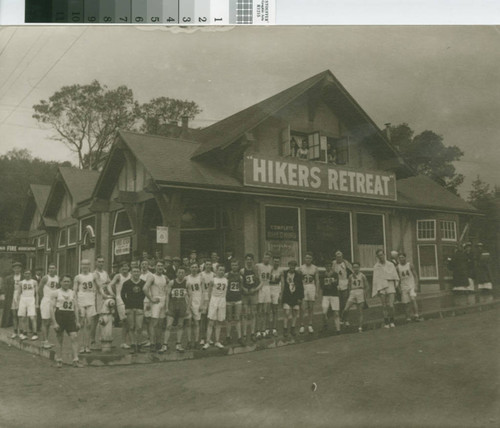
[
  {"x1": 55, "y1": 288, "x2": 76, "y2": 312},
  {"x1": 75, "y1": 273, "x2": 96, "y2": 307}
]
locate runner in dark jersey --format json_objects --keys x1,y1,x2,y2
[
  {"x1": 240, "y1": 254, "x2": 261, "y2": 342},
  {"x1": 163, "y1": 267, "x2": 189, "y2": 353},
  {"x1": 282, "y1": 260, "x2": 304, "y2": 338},
  {"x1": 225, "y1": 260, "x2": 244, "y2": 346},
  {"x1": 121, "y1": 266, "x2": 146, "y2": 353}
]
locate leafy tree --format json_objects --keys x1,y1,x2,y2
[
  {"x1": 390, "y1": 123, "x2": 464, "y2": 195},
  {"x1": 0, "y1": 149, "x2": 69, "y2": 242},
  {"x1": 136, "y1": 97, "x2": 202, "y2": 136},
  {"x1": 33, "y1": 81, "x2": 139, "y2": 170}
]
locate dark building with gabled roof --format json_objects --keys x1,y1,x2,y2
[{"x1": 22, "y1": 70, "x2": 478, "y2": 291}]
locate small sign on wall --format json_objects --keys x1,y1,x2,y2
[
  {"x1": 156, "y1": 226, "x2": 169, "y2": 244},
  {"x1": 114, "y1": 237, "x2": 131, "y2": 256}
]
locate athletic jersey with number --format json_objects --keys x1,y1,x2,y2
[
  {"x1": 211, "y1": 276, "x2": 228, "y2": 299},
  {"x1": 270, "y1": 268, "x2": 282, "y2": 286},
  {"x1": 349, "y1": 272, "x2": 366, "y2": 290},
  {"x1": 333, "y1": 261, "x2": 349, "y2": 289},
  {"x1": 226, "y1": 272, "x2": 242, "y2": 302},
  {"x1": 300, "y1": 264, "x2": 318, "y2": 286},
  {"x1": 242, "y1": 267, "x2": 258, "y2": 291},
  {"x1": 186, "y1": 274, "x2": 202, "y2": 303},
  {"x1": 168, "y1": 279, "x2": 188, "y2": 312},
  {"x1": 282, "y1": 270, "x2": 304, "y2": 305},
  {"x1": 19, "y1": 279, "x2": 37, "y2": 298},
  {"x1": 43, "y1": 274, "x2": 59, "y2": 298},
  {"x1": 149, "y1": 274, "x2": 167, "y2": 299},
  {"x1": 322, "y1": 270, "x2": 339, "y2": 296},
  {"x1": 200, "y1": 271, "x2": 215, "y2": 299},
  {"x1": 256, "y1": 263, "x2": 273, "y2": 287},
  {"x1": 397, "y1": 263, "x2": 415, "y2": 289},
  {"x1": 76, "y1": 273, "x2": 96, "y2": 306},
  {"x1": 55, "y1": 288, "x2": 76, "y2": 311}
]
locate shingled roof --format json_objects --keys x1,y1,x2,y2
[
  {"x1": 396, "y1": 175, "x2": 477, "y2": 213},
  {"x1": 118, "y1": 130, "x2": 241, "y2": 189},
  {"x1": 58, "y1": 167, "x2": 100, "y2": 204},
  {"x1": 191, "y1": 70, "x2": 404, "y2": 166}
]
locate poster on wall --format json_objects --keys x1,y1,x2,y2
[
  {"x1": 156, "y1": 226, "x2": 169, "y2": 244},
  {"x1": 114, "y1": 237, "x2": 131, "y2": 256},
  {"x1": 265, "y1": 206, "x2": 300, "y2": 266}
]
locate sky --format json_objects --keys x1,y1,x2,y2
[{"x1": 0, "y1": 25, "x2": 499, "y2": 195}]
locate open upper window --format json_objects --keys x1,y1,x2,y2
[{"x1": 281, "y1": 127, "x2": 349, "y2": 165}]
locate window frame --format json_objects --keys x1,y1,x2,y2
[
  {"x1": 113, "y1": 210, "x2": 133, "y2": 236},
  {"x1": 417, "y1": 244, "x2": 439, "y2": 280},
  {"x1": 37, "y1": 235, "x2": 46, "y2": 248},
  {"x1": 180, "y1": 206, "x2": 217, "y2": 231},
  {"x1": 440, "y1": 220, "x2": 457, "y2": 242},
  {"x1": 58, "y1": 228, "x2": 67, "y2": 248},
  {"x1": 417, "y1": 219, "x2": 436, "y2": 241},
  {"x1": 67, "y1": 224, "x2": 77, "y2": 246}
]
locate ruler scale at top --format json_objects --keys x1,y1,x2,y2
[{"x1": 24, "y1": 0, "x2": 275, "y2": 24}]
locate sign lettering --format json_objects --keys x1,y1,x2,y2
[{"x1": 244, "y1": 155, "x2": 396, "y2": 201}]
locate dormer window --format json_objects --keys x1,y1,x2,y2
[{"x1": 281, "y1": 127, "x2": 349, "y2": 165}]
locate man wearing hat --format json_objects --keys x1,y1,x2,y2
[{"x1": 0, "y1": 261, "x2": 23, "y2": 336}]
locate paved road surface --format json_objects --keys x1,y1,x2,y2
[{"x1": 0, "y1": 308, "x2": 498, "y2": 428}]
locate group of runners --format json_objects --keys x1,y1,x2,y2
[{"x1": 4, "y1": 248, "x2": 424, "y2": 367}]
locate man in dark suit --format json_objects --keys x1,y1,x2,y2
[{"x1": 0, "y1": 262, "x2": 23, "y2": 336}]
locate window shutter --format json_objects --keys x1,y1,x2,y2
[{"x1": 320, "y1": 135, "x2": 328, "y2": 162}]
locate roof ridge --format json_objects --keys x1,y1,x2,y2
[{"x1": 118, "y1": 129, "x2": 199, "y2": 145}]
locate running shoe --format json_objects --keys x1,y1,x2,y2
[
  {"x1": 389, "y1": 323, "x2": 396, "y2": 328},
  {"x1": 255, "y1": 331, "x2": 262, "y2": 340},
  {"x1": 358, "y1": 327, "x2": 363, "y2": 333},
  {"x1": 383, "y1": 324, "x2": 390, "y2": 329},
  {"x1": 43, "y1": 342, "x2": 53, "y2": 349},
  {"x1": 120, "y1": 343, "x2": 131, "y2": 349},
  {"x1": 209, "y1": 340, "x2": 214, "y2": 345},
  {"x1": 406, "y1": 318, "x2": 412, "y2": 322},
  {"x1": 308, "y1": 325, "x2": 314, "y2": 334},
  {"x1": 199, "y1": 339, "x2": 205, "y2": 346},
  {"x1": 264, "y1": 329, "x2": 270, "y2": 337},
  {"x1": 140, "y1": 340, "x2": 151, "y2": 347},
  {"x1": 299, "y1": 326, "x2": 305, "y2": 334},
  {"x1": 10, "y1": 333, "x2": 17, "y2": 339},
  {"x1": 176, "y1": 343, "x2": 185, "y2": 353},
  {"x1": 56, "y1": 359, "x2": 63, "y2": 368},
  {"x1": 344, "y1": 321, "x2": 350, "y2": 327},
  {"x1": 72, "y1": 359, "x2": 84, "y2": 368},
  {"x1": 272, "y1": 329, "x2": 278, "y2": 337},
  {"x1": 79, "y1": 347, "x2": 86, "y2": 353},
  {"x1": 31, "y1": 334, "x2": 38, "y2": 341},
  {"x1": 202, "y1": 343, "x2": 210, "y2": 350},
  {"x1": 159, "y1": 344, "x2": 168, "y2": 353},
  {"x1": 215, "y1": 342, "x2": 224, "y2": 349},
  {"x1": 85, "y1": 347, "x2": 91, "y2": 353}
]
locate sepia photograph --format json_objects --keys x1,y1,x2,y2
[{"x1": 0, "y1": 25, "x2": 498, "y2": 427}]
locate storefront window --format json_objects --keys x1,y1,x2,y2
[
  {"x1": 306, "y1": 210, "x2": 351, "y2": 267},
  {"x1": 112, "y1": 236, "x2": 132, "y2": 264},
  {"x1": 67, "y1": 225, "x2": 77, "y2": 245},
  {"x1": 37, "y1": 235, "x2": 46, "y2": 248},
  {"x1": 58, "y1": 229, "x2": 66, "y2": 248},
  {"x1": 265, "y1": 206, "x2": 300, "y2": 267},
  {"x1": 418, "y1": 244, "x2": 438, "y2": 279},
  {"x1": 440, "y1": 220, "x2": 457, "y2": 241},
  {"x1": 181, "y1": 207, "x2": 216, "y2": 230},
  {"x1": 357, "y1": 213, "x2": 385, "y2": 268},
  {"x1": 417, "y1": 220, "x2": 436, "y2": 240},
  {"x1": 113, "y1": 210, "x2": 132, "y2": 235}
]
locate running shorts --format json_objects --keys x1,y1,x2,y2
[
  {"x1": 258, "y1": 285, "x2": 271, "y2": 304},
  {"x1": 303, "y1": 283, "x2": 316, "y2": 302},
  {"x1": 18, "y1": 297, "x2": 36, "y2": 317},
  {"x1": 40, "y1": 297, "x2": 53, "y2": 320},
  {"x1": 347, "y1": 289, "x2": 365, "y2": 304},
  {"x1": 55, "y1": 309, "x2": 78, "y2": 334},
  {"x1": 208, "y1": 296, "x2": 226, "y2": 322},
  {"x1": 322, "y1": 296, "x2": 340, "y2": 312}
]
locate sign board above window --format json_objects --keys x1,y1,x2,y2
[{"x1": 244, "y1": 155, "x2": 397, "y2": 201}]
